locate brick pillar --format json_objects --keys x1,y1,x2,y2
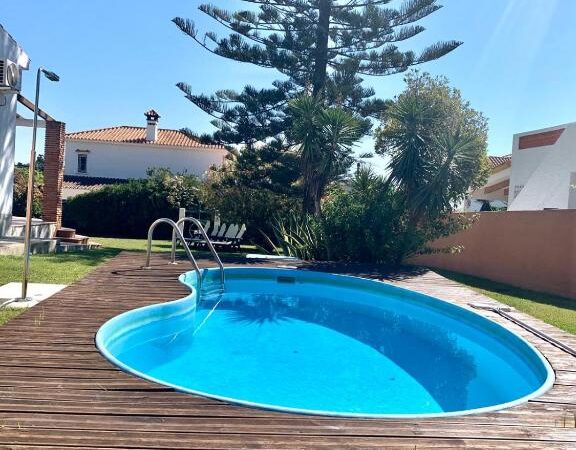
[{"x1": 42, "y1": 120, "x2": 66, "y2": 230}]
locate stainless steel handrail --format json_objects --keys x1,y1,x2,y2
[
  {"x1": 173, "y1": 217, "x2": 225, "y2": 288},
  {"x1": 144, "y1": 218, "x2": 203, "y2": 289}
]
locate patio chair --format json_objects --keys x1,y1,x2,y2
[
  {"x1": 224, "y1": 224, "x2": 239, "y2": 240},
  {"x1": 206, "y1": 224, "x2": 236, "y2": 249},
  {"x1": 188, "y1": 219, "x2": 210, "y2": 240},
  {"x1": 215, "y1": 223, "x2": 228, "y2": 238},
  {"x1": 209, "y1": 218, "x2": 221, "y2": 238},
  {"x1": 231, "y1": 224, "x2": 247, "y2": 249}
]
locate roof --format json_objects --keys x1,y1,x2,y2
[
  {"x1": 66, "y1": 126, "x2": 225, "y2": 150},
  {"x1": 488, "y1": 155, "x2": 511, "y2": 169},
  {"x1": 62, "y1": 175, "x2": 126, "y2": 194}
]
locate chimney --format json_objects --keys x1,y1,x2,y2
[{"x1": 144, "y1": 109, "x2": 160, "y2": 142}]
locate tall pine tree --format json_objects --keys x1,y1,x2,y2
[{"x1": 173, "y1": 0, "x2": 461, "y2": 144}]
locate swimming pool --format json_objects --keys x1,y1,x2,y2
[{"x1": 96, "y1": 267, "x2": 554, "y2": 418}]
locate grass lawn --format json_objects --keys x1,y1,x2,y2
[
  {"x1": 439, "y1": 271, "x2": 576, "y2": 335},
  {"x1": 0, "y1": 237, "x2": 253, "y2": 286},
  {"x1": 0, "y1": 308, "x2": 24, "y2": 327},
  {"x1": 0, "y1": 239, "x2": 172, "y2": 286}
]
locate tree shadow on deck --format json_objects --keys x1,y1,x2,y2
[
  {"x1": 295, "y1": 261, "x2": 429, "y2": 282},
  {"x1": 110, "y1": 253, "x2": 430, "y2": 284}
]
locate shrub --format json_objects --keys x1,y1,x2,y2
[
  {"x1": 63, "y1": 169, "x2": 201, "y2": 238},
  {"x1": 321, "y1": 170, "x2": 402, "y2": 262},
  {"x1": 266, "y1": 213, "x2": 328, "y2": 261},
  {"x1": 269, "y1": 169, "x2": 403, "y2": 263},
  {"x1": 13, "y1": 166, "x2": 43, "y2": 218},
  {"x1": 268, "y1": 168, "x2": 476, "y2": 264},
  {"x1": 200, "y1": 182, "x2": 300, "y2": 244}
]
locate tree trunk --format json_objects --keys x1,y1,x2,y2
[
  {"x1": 303, "y1": 177, "x2": 323, "y2": 216},
  {"x1": 312, "y1": 0, "x2": 331, "y2": 98}
]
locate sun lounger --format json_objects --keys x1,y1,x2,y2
[{"x1": 185, "y1": 222, "x2": 247, "y2": 250}]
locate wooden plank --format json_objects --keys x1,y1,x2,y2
[{"x1": 0, "y1": 251, "x2": 574, "y2": 449}]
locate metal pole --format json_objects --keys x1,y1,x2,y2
[{"x1": 20, "y1": 68, "x2": 43, "y2": 301}]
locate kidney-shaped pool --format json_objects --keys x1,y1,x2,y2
[{"x1": 96, "y1": 268, "x2": 554, "y2": 418}]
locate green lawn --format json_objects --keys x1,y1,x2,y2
[
  {"x1": 0, "y1": 308, "x2": 24, "y2": 327},
  {"x1": 0, "y1": 236, "x2": 253, "y2": 286},
  {"x1": 0, "y1": 236, "x2": 254, "y2": 327},
  {"x1": 0, "y1": 245, "x2": 128, "y2": 326},
  {"x1": 439, "y1": 271, "x2": 576, "y2": 335},
  {"x1": 0, "y1": 238, "x2": 172, "y2": 286}
]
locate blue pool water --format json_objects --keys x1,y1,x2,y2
[{"x1": 96, "y1": 268, "x2": 554, "y2": 417}]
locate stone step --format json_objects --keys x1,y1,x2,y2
[
  {"x1": 5, "y1": 218, "x2": 56, "y2": 240},
  {"x1": 0, "y1": 240, "x2": 24, "y2": 256},
  {"x1": 56, "y1": 227, "x2": 76, "y2": 239},
  {"x1": 58, "y1": 235, "x2": 89, "y2": 245},
  {"x1": 56, "y1": 242, "x2": 102, "y2": 253},
  {"x1": 0, "y1": 238, "x2": 58, "y2": 256}
]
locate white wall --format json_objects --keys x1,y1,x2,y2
[
  {"x1": 508, "y1": 123, "x2": 576, "y2": 210},
  {"x1": 0, "y1": 93, "x2": 17, "y2": 234},
  {"x1": 470, "y1": 167, "x2": 510, "y2": 200},
  {"x1": 462, "y1": 165, "x2": 510, "y2": 212},
  {"x1": 64, "y1": 140, "x2": 227, "y2": 179},
  {"x1": 0, "y1": 27, "x2": 27, "y2": 234}
]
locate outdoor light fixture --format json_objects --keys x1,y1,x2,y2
[
  {"x1": 41, "y1": 69, "x2": 60, "y2": 82},
  {"x1": 19, "y1": 67, "x2": 60, "y2": 302}
]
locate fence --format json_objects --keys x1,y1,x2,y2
[{"x1": 410, "y1": 211, "x2": 576, "y2": 299}]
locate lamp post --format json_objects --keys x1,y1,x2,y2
[{"x1": 19, "y1": 67, "x2": 59, "y2": 301}]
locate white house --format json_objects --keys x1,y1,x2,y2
[
  {"x1": 0, "y1": 24, "x2": 29, "y2": 235},
  {"x1": 64, "y1": 110, "x2": 228, "y2": 181},
  {"x1": 466, "y1": 155, "x2": 511, "y2": 211},
  {"x1": 508, "y1": 122, "x2": 576, "y2": 210},
  {"x1": 465, "y1": 122, "x2": 576, "y2": 212}
]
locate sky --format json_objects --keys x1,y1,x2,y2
[{"x1": 3, "y1": 0, "x2": 575, "y2": 166}]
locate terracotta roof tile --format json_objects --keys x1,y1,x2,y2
[
  {"x1": 62, "y1": 175, "x2": 126, "y2": 193},
  {"x1": 66, "y1": 126, "x2": 224, "y2": 150},
  {"x1": 488, "y1": 155, "x2": 511, "y2": 169}
]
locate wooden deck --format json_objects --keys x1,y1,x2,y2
[{"x1": 0, "y1": 251, "x2": 575, "y2": 449}]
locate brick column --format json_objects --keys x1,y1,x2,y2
[{"x1": 42, "y1": 120, "x2": 66, "y2": 230}]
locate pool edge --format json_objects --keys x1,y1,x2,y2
[{"x1": 95, "y1": 267, "x2": 556, "y2": 420}]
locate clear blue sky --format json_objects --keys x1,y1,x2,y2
[{"x1": 3, "y1": 0, "x2": 575, "y2": 164}]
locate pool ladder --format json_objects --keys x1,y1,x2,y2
[{"x1": 144, "y1": 217, "x2": 225, "y2": 292}]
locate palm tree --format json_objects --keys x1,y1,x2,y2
[
  {"x1": 377, "y1": 75, "x2": 489, "y2": 262},
  {"x1": 289, "y1": 96, "x2": 363, "y2": 215},
  {"x1": 383, "y1": 96, "x2": 487, "y2": 222},
  {"x1": 377, "y1": 73, "x2": 489, "y2": 224}
]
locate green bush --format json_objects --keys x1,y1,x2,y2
[
  {"x1": 321, "y1": 171, "x2": 402, "y2": 262},
  {"x1": 200, "y1": 182, "x2": 300, "y2": 244},
  {"x1": 63, "y1": 169, "x2": 201, "y2": 238},
  {"x1": 269, "y1": 169, "x2": 404, "y2": 263},
  {"x1": 268, "y1": 168, "x2": 475, "y2": 264},
  {"x1": 13, "y1": 166, "x2": 43, "y2": 218}
]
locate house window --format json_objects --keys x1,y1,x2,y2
[{"x1": 77, "y1": 154, "x2": 88, "y2": 174}]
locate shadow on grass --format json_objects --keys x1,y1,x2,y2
[{"x1": 438, "y1": 270, "x2": 576, "y2": 313}]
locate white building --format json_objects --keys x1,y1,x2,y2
[
  {"x1": 64, "y1": 110, "x2": 228, "y2": 181},
  {"x1": 466, "y1": 155, "x2": 511, "y2": 211},
  {"x1": 0, "y1": 24, "x2": 29, "y2": 235},
  {"x1": 508, "y1": 122, "x2": 576, "y2": 210},
  {"x1": 466, "y1": 122, "x2": 576, "y2": 212}
]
